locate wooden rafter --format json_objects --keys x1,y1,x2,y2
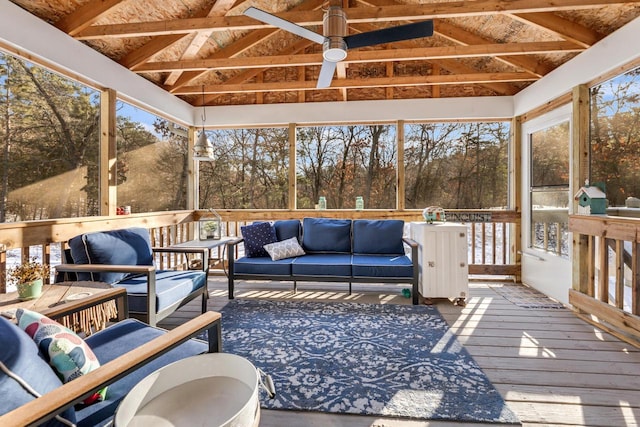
[
  {"x1": 176, "y1": 72, "x2": 538, "y2": 95},
  {"x1": 167, "y1": 0, "x2": 326, "y2": 92},
  {"x1": 73, "y1": 0, "x2": 640, "y2": 40},
  {"x1": 509, "y1": 12, "x2": 605, "y2": 48},
  {"x1": 196, "y1": 38, "x2": 316, "y2": 105},
  {"x1": 55, "y1": 0, "x2": 125, "y2": 36},
  {"x1": 164, "y1": 0, "x2": 239, "y2": 86},
  {"x1": 133, "y1": 41, "x2": 583, "y2": 73}
]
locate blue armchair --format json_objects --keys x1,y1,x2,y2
[
  {"x1": 55, "y1": 227, "x2": 209, "y2": 326},
  {"x1": 0, "y1": 288, "x2": 221, "y2": 427}
]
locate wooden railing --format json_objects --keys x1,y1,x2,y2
[
  {"x1": 569, "y1": 214, "x2": 640, "y2": 343},
  {"x1": 1, "y1": 209, "x2": 520, "y2": 293}
]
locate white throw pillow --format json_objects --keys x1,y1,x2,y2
[{"x1": 263, "y1": 237, "x2": 306, "y2": 261}]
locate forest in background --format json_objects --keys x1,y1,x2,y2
[{"x1": 4, "y1": 47, "x2": 640, "y2": 223}]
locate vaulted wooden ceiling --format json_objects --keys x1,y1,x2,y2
[{"x1": 8, "y1": 0, "x2": 640, "y2": 107}]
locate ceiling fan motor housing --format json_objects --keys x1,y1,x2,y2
[{"x1": 323, "y1": 6, "x2": 347, "y2": 62}]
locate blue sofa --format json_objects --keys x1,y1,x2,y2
[
  {"x1": 227, "y1": 218, "x2": 419, "y2": 304},
  {"x1": 0, "y1": 293, "x2": 221, "y2": 427}
]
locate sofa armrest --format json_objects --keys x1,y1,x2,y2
[
  {"x1": 55, "y1": 264, "x2": 158, "y2": 321},
  {"x1": 152, "y1": 247, "x2": 209, "y2": 271},
  {"x1": 402, "y1": 236, "x2": 418, "y2": 249},
  {"x1": 42, "y1": 287, "x2": 129, "y2": 323},
  {"x1": 0, "y1": 311, "x2": 222, "y2": 427}
]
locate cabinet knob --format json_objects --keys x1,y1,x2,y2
[
  {"x1": 428, "y1": 261, "x2": 435, "y2": 268},
  {"x1": 460, "y1": 262, "x2": 466, "y2": 267}
]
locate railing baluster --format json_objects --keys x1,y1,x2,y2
[
  {"x1": 471, "y1": 223, "x2": 477, "y2": 264},
  {"x1": 587, "y1": 236, "x2": 596, "y2": 297},
  {"x1": 491, "y1": 222, "x2": 496, "y2": 265},
  {"x1": 615, "y1": 240, "x2": 624, "y2": 309},
  {"x1": 598, "y1": 237, "x2": 609, "y2": 303},
  {"x1": 634, "y1": 242, "x2": 640, "y2": 315}
]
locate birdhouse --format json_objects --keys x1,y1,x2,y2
[
  {"x1": 422, "y1": 206, "x2": 446, "y2": 223},
  {"x1": 574, "y1": 182, "x2": 607, "y2": 215}
]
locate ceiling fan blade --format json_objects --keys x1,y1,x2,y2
[
  {"x1": 244, "y1": 7, "x2": 325, "y2": 45},
  {"x1": 344, "y1": 20, "x2": 434, "y2": 50},
  {"x1": 317, "y1": 60, "x2": 338, "y2": 89}
]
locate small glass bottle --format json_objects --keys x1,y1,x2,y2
[
  {"x1": 355, "y1": 196, "x2": 364, "y2": 210},
  {"x1": 318, "y1": 196, "x2": 326, "y2": 210}
]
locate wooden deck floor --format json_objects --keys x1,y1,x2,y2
[{"x1": 160, "y1": 278, "x2": 640, "y2": 427}]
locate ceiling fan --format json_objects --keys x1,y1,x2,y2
[{"x1": 244, "y1": 5, "x2": 434, "y2": 89}]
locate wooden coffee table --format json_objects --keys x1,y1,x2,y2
[{"x1": 0, "y1": 281, "x2": 127, "y2": 335}]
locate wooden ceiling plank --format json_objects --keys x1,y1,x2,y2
[
  {"x1": 164, "y1": 0, "x2": 241, "y2": 86},
  {"x1": 435, "y1": 20, "x2": 554, "y2": 77},
  {"x1": 55, "y1": 0, "x2": 125, "y2": 36},
  {"x1": 176, "y1": 72, "x2": 538, "y2": 95},
  {"x1": 510, "y1": 12, "x2": 604, "y2": 48},
  {"x1": 135, "y1": 41, "x2": 581, "y2": 73},
  {"x1": 120, "y1": 2, "x2": 220, "y2": 70},
  {"x1": 198, "y1": 38, "x2": 316, "y2": 105},
  {"x1": 121, "y1": 34, "x2": 187, "y2": 69},
  {"x1": 167, "y1": 0, "x2": 326, "y2": 92},
  {"x1": 352, "y1": 22, "x2": 520, "y2": 96},
  {"x1": 74, "y1": 0, "x2": 640, "y2": 40}
]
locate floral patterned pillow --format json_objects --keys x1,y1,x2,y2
[{"x1": 16, "y1": 308, "x2": 107, "y2": 405}]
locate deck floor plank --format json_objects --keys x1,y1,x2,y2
[{"x1": 158, "y1": 279, "x2": 640, "y2": 427}]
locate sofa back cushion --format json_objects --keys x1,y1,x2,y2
[
  {"x1": 0, "y1": 317, "x2": 76, "y2": 426},
  {"x1": 274, "y1": 220, "x2": 302, "y2": 243},
  {"x1": 69, "y1": 227, "x2": 153, "y2": 284},
  {"x1": 302, "y1": 218, "x2": 352, "y2": 253},
  {"x1": 353, "y1": 219, "x2": 405, "y2": 255}
]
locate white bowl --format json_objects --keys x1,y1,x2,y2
[{"x1": 114, "y1": 353, "x2": 260, "y2": 427}]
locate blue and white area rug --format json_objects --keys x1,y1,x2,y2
[{"x1": 219, "y1": 300, "x2": 520, "y2": 424}]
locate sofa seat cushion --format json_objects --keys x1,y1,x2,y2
[
  {"x1": 292, "y1": 254, "x2": 352, "y2": 277},
  {"x1": 352, "y1": 254, "x2": 414, "y2": 278},
  {"x1": 302, "y1": 218, "x2": 352, "y2": 253},
  {"x1": 116, "y1": 270, "x2": 206, "y2": 314},
  {"x1": 234, "y1": 256, "x2": 293, "y2": 276},
  {"x1": 0, "y1": 317, "x2": 76, "y2": 427},
  {"x1": 79, "y1": 319, "x2": 207, "y2": 427},
  {"x1": 353, "y1": 219, "x2": 405, "y2": 255},
  {"x1": 69, "y1": 227, "x2": 154, "y2": 284}
]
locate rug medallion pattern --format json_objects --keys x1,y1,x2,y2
[{"x1": 220, "y1": 299, "x2": 519, "y2": 424}]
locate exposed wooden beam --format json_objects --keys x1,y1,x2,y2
[
  {"x1": 177, "y1": 72, "x2": 538, "y2": 95},
  {"x1": 134, "y1": 41, "x2": 581, "y2": 73},
  {"x1": 196, "y1": 39, "x2": 316, "y2": 105},
  {"x1": 74, "y1": 0, "x2": 640, "y2": 40},
  {"x1": 119, "y1": 4, "x2": 217, "y2": 70},
  {"x1": 356, "y1": 0, "x2": 555, "y2": 78},
  {"x1": 510, "y1": 12, "x2": 604, "y2": 48},
  {"x1": 55, "y1": 0, "x2": 125, "y2": 36},
  {"x1": 164, "y1": 0, "x2": 240, "y2": 86},
  {"x1": 435, "y1": 20, "x2": 555, "y2": 77},
  {"x1": 349, "y1": 20, "x2": 521, "y2": 96},
  {"x1": 167, "y1": 0, "x2": 325, "y2": 92}
]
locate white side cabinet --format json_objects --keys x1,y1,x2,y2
[{"x1": 410, "y1": 222, "x2": 468, "y2": 305}]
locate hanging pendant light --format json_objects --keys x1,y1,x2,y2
[{"x1": 193, "y1": 85, "x2": 214, "y2": 161}]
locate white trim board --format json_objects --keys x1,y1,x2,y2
[{"x1": 0, "y1": 1, "x2": 193, "y2": 125}]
